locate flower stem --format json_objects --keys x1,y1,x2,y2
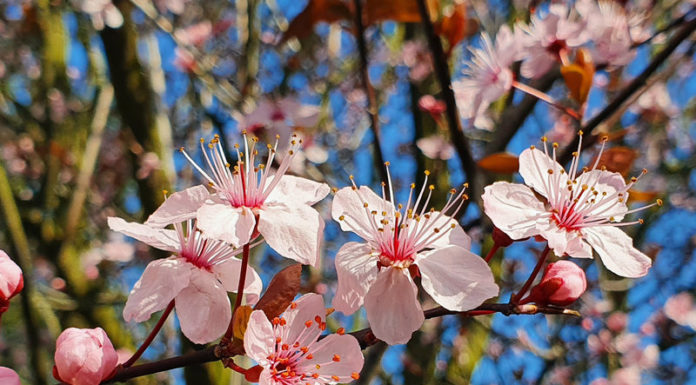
[
  {"x1": 512, "y1": 81, "x2": 581, "y2": 121},
  {"x1": 122, "y1": 300, "x2": 175, "y2": 368},
  {"x1": 511, "y1": 245, "x2": 550, "y2": 304},
  {"x1": 224, "y1": 242, "x2": 251, "y2": 340},
  {"x1": 484, "y1": 244, "x2": 501, "y2": 263}
]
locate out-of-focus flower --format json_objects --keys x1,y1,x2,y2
[
  {"x1": 238, "y1": 97, "x2": 320, "y2": 142},
  {"x1": 175, "y1": 21, "x2": 213, "y2": 47},
  {"x1": 0, "y1": 250, "x2": 23, "y2": 317},
  {"x1": 74, "y1": 0, "x2": 124, "y2": 30},
  {"x1": 331, "y1": 166, "x2": 498, "y2": 344},
  {"x1": 108, "y1": 186, "x2": 263, "y2": 344},
  {"x1": 453, "y1": 25, "x2": 521, "y2": 121},
  {"x1": 180, "y1": 134, "x2": 330, "y2": 266},
  {"x1": 416, "y1": 135, "x2": 455, "y2": 160},
  {"x1": 631, "y1": 82, "x2": 678, "y2": 121},
  {"x1": 607, "y1": 312, "x2": 628, "y2": 332},
  {"x1": 664, "y1": 292, "x2": 696, "y2": 329},
  {"x1": 136, "y1": 152, "x2": 161, "y2": 180},
  {"x1": 418, "y1": 95, "x2": 447, "y2": 120},
  {"x1": 244, "y1": 293, "x2": 364, "y2": 384},
  {"x1": 518, "y1": 4, "x2": 588, "y2": 78},
  {"x1": 576, "y1": 0, "x2": 636, "y2": 66},
  {"x1": 482, "y1": 135, "x2": 657, "y2": 277},
  {"x1": 401, "y1": 41, "x2": 434, "y2": 82},
  {"x1": 0, "y1": 367, "x2": 20, "y2": 385},
  {"x1": 523, "y1": 260, "x2": 587, "y2": 306},
  {"x1": 174, "y1": 48, "x2": 197, "y2": 73},
  {"x1": 53, "y1": 327, "x2": 118, "y2": 385}
]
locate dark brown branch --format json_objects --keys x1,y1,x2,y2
[
  {"x1": 353, "y1": 0, "x2": 389, "y2": 185},
  {"x1": 415, "y1": 0, "x2": 477, "y2": 186},
  {"x1": 559, "y1": 16, "x2": 696, "y2": 165}
]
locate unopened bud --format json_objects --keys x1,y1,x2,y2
[
  {"x1": 523, "y1": 261, "x2": 587, "y2": 306},
  {"x1": 0, "y1": 250, "x2": 23, "y2": 318},
  {"x1": 53, "y1": 327, "x2": 118, "y2": 385}
]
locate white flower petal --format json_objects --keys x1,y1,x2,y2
[
  {"x1": 332, "y1": 186, "x2": 394, "y2": 242},
  {"x1": 211, "y1": 258, "x2": 263, "y2": 305},
  {"x1": 482, "y1": 182, "x2": 547, "y2": 239},
  {"x1": 423, "y1": 212, "x2": 471, "y2": 250},
  {"x1": 583, "y1": 226, "x2": 651, "y2": 278},
  {"x1": 145, "y1": 185, "x2": 210, "y2": 227},
  {"x1": 107, "y1": 217, "x2": 180, "y2": 252},
  {"x1": 123, "y1": 258, "x2": 192, "y2": 322},
  {"x1": 196, "y1": 204, "x2": 255, "y2": 247},
  {"x1": 518, "y1": 148, "x2": 568, "y2": 199},
  {"x1": 175, "y1": 269, "x2": 231, "y2": 344},
  {"x1": 332, "y1": 242, "x2": 379, "y2": 315},
  {"x1": 364, "y1": 268, "x2": 424, "y2": 345},
  {"x1": 264, "y1": 175, "x2": 330, "y2": 206},
  {"x1": 243, "y1": 310, "x2": 275, "y2": 366},
  {"x1": 281, "y1": 293, "x2": 325, "y2": 347},
  {"x1": 257, "y1": 203, "x2": 324, "y2": 266},
  {"x1": 418, "y1": 246, "x2": 499, "y2": 311}
]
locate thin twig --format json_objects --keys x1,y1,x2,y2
[{"x1": 121, "y1": 300, "x2": 175, "y2": 368}]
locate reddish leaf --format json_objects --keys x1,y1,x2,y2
[
  {"x1": 253, "y1": 264, "x2": 302, "y2": 320},
  {"x1": 477, "y1": 152, "x2": 520, "y2": 174},
  {"x1": 365, "y1": 0, "x2": 422, "y2": 24},
  {"x1": 244, "y1": 365, "x2": 264, "y2": 382},
  {"x1": 591, "y1": 146, "x2": 636, "y2": 176},
  {"x1": 434, "y1": 3, "x2": 467, "y2": 56},
  {"x1": 561, "y1": 48, "x2": 595, "y2": 105},
  {"x1": 281, "y1": 0, "x2": 352, "y2": 42},
  {"x1": 628, "y1": 190, "x2": 659, "y2": 203}
]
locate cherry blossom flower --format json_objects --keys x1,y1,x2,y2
[
  {"x1": 576, "y1": 0, "x2": 636, "y2": 66},
  {"x1": 518, "y1": 4, "x2": 588, "y2": 78},
  {"x1": 522, "y1": 260, "x2": 587, "y2": 306},
  {"x1": 180, "y1": 134, "x2": 330, "y2": 266},
  {"x1": 108, "y1": 186, "x2": 263, "y2": 344},
  {"x1": 238, "y1": 97, "x2": 320, "y2": 143},
  {"x1": 482, "y1": 134, "x2": 658, "y2": 277},
  {"x1": 416, "y1": 135, "x2": 455, "y2": 160},
  {"x1": 244, "y1": 293, "x2": 364, "y2": 384},
  {"x1": 53, "y1": 327, "x2": 118, "y2": 385},
  {"x1": 0, "y1": 367, "x2": 20, "y2": 385},
  {"x1": 73, "y1": 0, "x2": 124, "y2": 30},
  {"x1": 0, "y1": 250, "x2": 23, "y2": 317},
  {"x1": 664, "y1": 292, "x2": 696, "y2": 328},
  {"x1": 331, "y1": 166, "x2": 498, "y2": 344}
]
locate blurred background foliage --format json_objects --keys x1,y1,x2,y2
[{"x1": 0, "y1": 0, "x2": 695, "y2": 384}]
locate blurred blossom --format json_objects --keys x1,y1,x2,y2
[
  {"x1": 154, "y1": 0, "x2": 189, "y2": 14},
  {"x1": 632, "y1": 82, "x2": 678, "y2": 120},
  {"x1": 401, "y1": 41, "x2": 434, "y2": 82},
  {"x1": 416, "y1": 135, "x2": 454, "y2": 160},
  {"x1": 418, "y1": 95, "x2": 446, "y2": 120},
  {"x1": 175, "y1": 21, "x2": 213, "y2": 47},
  {"x1": 546, "y1": 114, "x2": 575, "y2": 145},
  {"x1": 607, "y1": 312, "x2": 628, "y2": 332},
  {"x1": 136, "y1": 152, "x2": 161, "y2": 180},
  {"x1": 576, "y1": 0, "x2": 636, "y2": 66},
  {"x1": 587, "y1": 329, "x2": 612, "y2": 354},
  {"x1": 174, "y1": 48, "x2": 196, "y2": 73},
  {"x1": 609, "y1": 366, "x2": 641, "y2": 385},
  {"x1": 53, "y1": 327, "x2": 118, "y2": 385},
  {"x1": 548, "y1": 366, "x2": 573, "y2": 385},
  {"x1": 48, "y1": 89, "x2": 67, "y2": 123},
  {"x1": 664, "y1": 292, "x2": 696, "y2": 328},
  {"x1": 74, "y1": 0, "x2": 124, "y2": 30}
]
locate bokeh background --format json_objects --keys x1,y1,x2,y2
[{"x1": 0, "y1": 0, "x2": 695, "y2": 384}]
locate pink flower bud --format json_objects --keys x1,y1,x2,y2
[
  {"x1": 53, "y1": 327, "x2": 118, "y2": 385},
  {"x1": 0, "y1": 250, "x2": 23, "y2": 316},
  {"x1": 0, "y1": 367, "x2": 20, "y2": 385},
  {"x1": 523, "y1": 260, "x2": 587, "y2": 306}
]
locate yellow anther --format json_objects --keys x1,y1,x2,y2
[
  {"x1": 656, "y1": 199, "x2": 663, "y2": 206},
  {"x1": 429, "y1": 185, "x2": 434, "y2": 190},
  {"x1": 384, "y1": 161, "x2": 390, "y2": 166},
  {"x1": 541, "y1": 136, "x2": 548, "y2": 142},
  {"x1": 578, "y1": 130, "x2": 584, "y2": 136},
  {"x1": 553, "y1": 142, "x2": 559, "y2": 148},
  {"x1": 638, "y1": 218, "x2": 644, "y2": 224}
]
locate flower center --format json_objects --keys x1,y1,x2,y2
[
  {"x1": 173, "y1": 220, "x2": 242, "y2": 269},
  {"x1": 546, "y1": 39, "x2": 567, "y2": 56}
]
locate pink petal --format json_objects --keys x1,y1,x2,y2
[
  {"x1": 211, "y1": 258, "x2": 263, "y2": 305},
  {"x1": 332, "y1": 242, "x2": 379, "y2": 315},
  {"x1": 278, "y1": 98, "x2": 321, "y2": 127},
  {"x1": 0, "y1": 251, "x2": 22, "y2": 299},
  {"x1": 0, "y1": 367, "x2": 19, "y2": 385},
  {"x1": 107, "y1": 217, "x2": 180, "y2": 253},
  {"x1": 123, "y1": 258, "x2": 192, "y2": 323},
  {"x1": 54, "y1": 327, "x2": 118, "y2": 385},
  {"x1": 280, "y1": 293, "x2": 326, "y2": 347},
  {"x1": 575, "y1": 170, "x2": 629, "y2": 220},
  {"x1": 538, "y1": 222, "x2": 582, "y2": 257},
  {"x1": 196, "y1": 204, "x2": 255, "y2": 247},
  {"x1": 582, "y1": 226, "x2": 652, "y2": 278},
  {"x1": 145, "y1": 185, "x2": 210, "y2": 227},
  {"x1": 417, "y1": 246, "x2": 499, "y2": 311},
  {"x1": 482, "y1": 182, "x2": 546, "y2": 239},
  {"x1": 298, "y1": 334, "x2": 364, "y2": 380},
  {"x1": 332, "y1": 186, "x2": 394, "y2": 242},
  {"x1": 518, "y1": 148, "x2": 568, "y2": 199},
  {"x1": 243, "y1": 310, "x2": 276, "y2": 366},
  {"x1": 174, "y1": 268, "x2": 231, "y2": 344},
  {"x1": 257, "y1": 203, "x2": 324, "y2": 266},
  {"x1": 265, "y1": 175, "x2": 330, "y2": 206},
  {"x1": 364, "y1": 268, "x2": 424, "y2": 345},
  {"x1": 425, "y1": 212, "x2": 472, "y2": 250}
]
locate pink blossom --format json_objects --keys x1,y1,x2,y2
[
  {"x1": 180, "y1": 134, "x2": 330, "y2": 266},
  {"x1": 154, "y1": 0, "x2": 189, "y2": 14},
  {"x1": 237, "y1": 97, "x2": 320, "y2": 142},
  {"x1": 523, "y1": 260, "x2": 587, "y2": 306},
  {"x1": 453, "y1": 25, "x2": 521, "y2": 120},
  {"x1": 664, "y1": 292, "x2": 696, "y2": 327},
  {"x1": 331, "y1": 167, "x2": 498, "y2": 344},
  {"x1": 416, "y1": 135, "x2": 455, "y2": 160},
  {"x1": 175, "y1": 21, "x2": 213, "y2": 47},
  {"x1": 74, "y1": 0, "x2": 123, "y2": 30},
  {"x1": 607, "y1": 312, "x2": 628, "y2": 332},
  {"x1": 0, "y1": 367, "x2": 20, "y2": 385},
  {"x1": 518, "y1": 5, "x2": 588, "y2": 78},
  {"x1": 482, "y1": 135, "x2": 656, "y2": 278},
  {"x1": 576, "y1": 0, "x2": 636, "y2": 66},
  {"x1": 53, "y1": 327, "x2": 118, "y2": 385},
  {"x1": 401, "y1": 41, "x2": 434, "y2": 82},
  {"x1": 243, "y1": 293, "x2": 364, "y2": 384},
  {"x1": 418, "y1": 95, "x2": 446, "y2": 120},
  {"x1": 0, "y1": 250, "x2": 23, "y2": 316},
  {"x1": 108, "y1": 186, "x2": 263, "y2": 344}
]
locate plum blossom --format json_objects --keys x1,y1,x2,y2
[
  {"x1": 482, "y1": 134, "x2": 658, "y2": 277},
  {"x1": 238, "y1": 97, "x2": 320, "y2": 143},
  {"x1": 244, "y1": 293, "x2": 363, "y2": 384},
  {"x1": 0, "y1": 367, "x2": 20, "y2": 385},
  {"x1": 576, "y1": 0, "x2": 636, "y2": 66},
  {"x1": 180, "y1": 134, "x2": 330, "y2": 266},
  {"x1": 53, "y1": 327, "x2": 118, "y2": 385},
  {"x1": 518, "y1": 4, "x2": 588, "y2": 78},
  {"x1": 416, "y1": 135, "x2": 455, "y2": 160},
  {"x1": 0, "y1": 250, "x2": 23, "y2": 317},
  {"x1": 73, "y1": 0, "x2": 124, "y2": 30},
  {"x1": 522, "y1": 260, "x2": 587, "y2": 306},
  {"x1": 331, "y1": 166, "x2": 498, "y2": 344},
  {"x1": 453, "y1": 25, "x2": 522, "y2": 120},
  {"x1": 108, "y1": 186, "x2": 263, "y2": 344}
]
